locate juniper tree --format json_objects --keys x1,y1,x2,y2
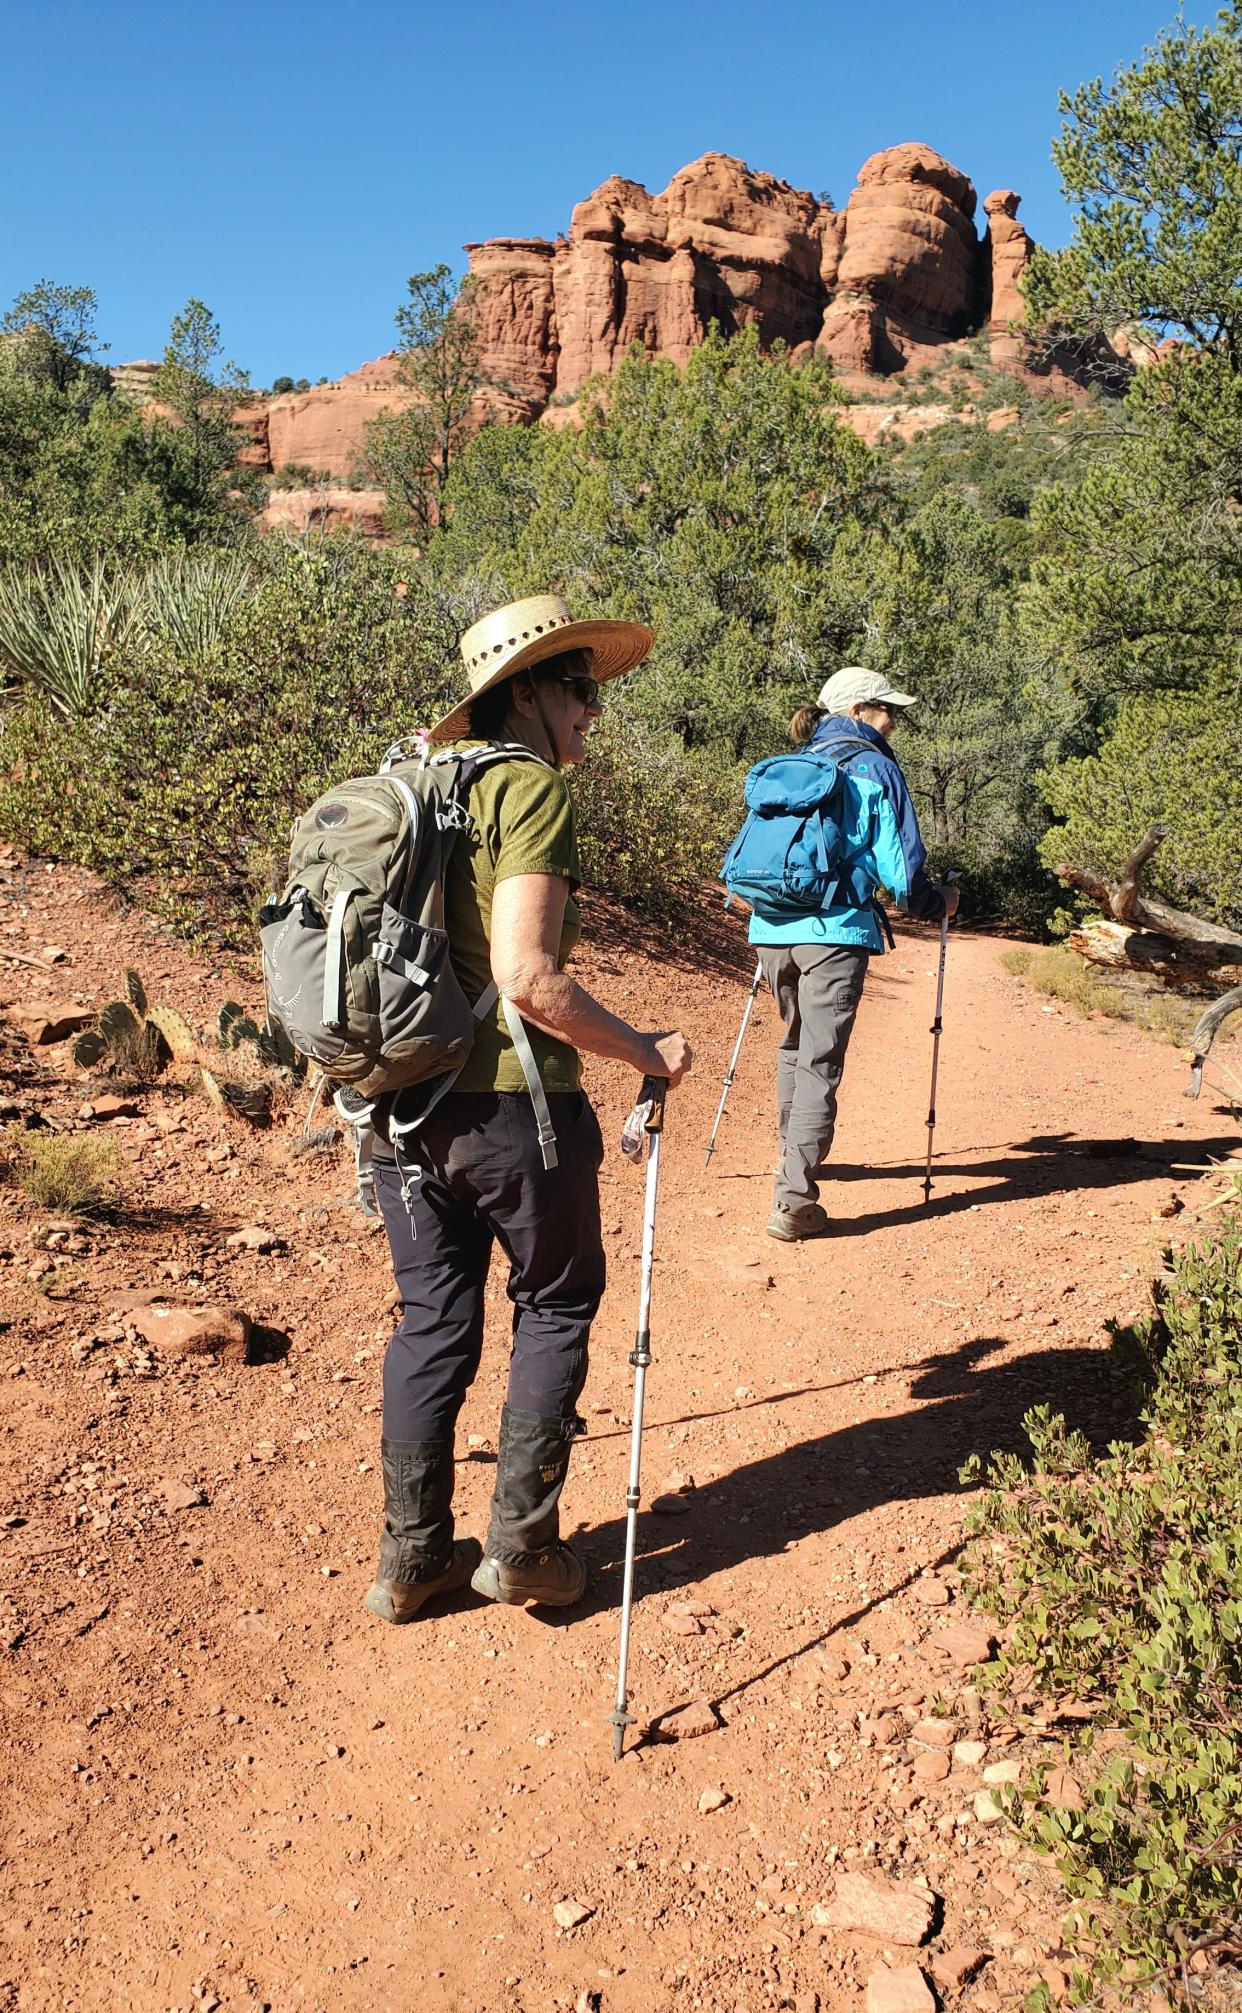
[{"x1": 364, "y1": 265, "x2": 501, "y2": 538}]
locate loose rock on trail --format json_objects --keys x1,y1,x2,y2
[{"x1": 0, "y1": 854, "x2": 1229, "y2": 2012}]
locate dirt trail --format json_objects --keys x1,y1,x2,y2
[{"x1": 0, "y1": 856, "x2": 1233, "y2": 2013}]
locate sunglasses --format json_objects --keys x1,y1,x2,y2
[{"x1": 543, "y1": 672, "x2": 600, "y2": 707}]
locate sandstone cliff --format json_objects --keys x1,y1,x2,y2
[
  {"x1": 465, "y1": 144, "x2": 1036, "y2": 404},
  {"x1": 113, "y1": 143, "x2": 1047, "y2": 494}
]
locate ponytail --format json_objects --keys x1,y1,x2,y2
[{"x1": 790, "y1": 704, "x2": 823, "y2": 745}]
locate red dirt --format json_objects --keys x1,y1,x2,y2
[{"x1": 0, "y1": 853, "x2": 1233, "y2": 2013}]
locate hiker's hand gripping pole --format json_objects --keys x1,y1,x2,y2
[
  {"x1": 921, "y1": 874, "x2": 959, "y2": 1207},
  {"x1": 611, "y1": 1075, "x2": 667, "y2": 1762},
  {"x1": 704, "y1": 960, "x2": 764, "y2": 1170}
]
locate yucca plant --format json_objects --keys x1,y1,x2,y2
[
  {"x1": 137, "y1": 550, "x2": 256, "y2": 665},
  {"x1": 0, "y1": 553, "x2": 142, "y2": 716}
]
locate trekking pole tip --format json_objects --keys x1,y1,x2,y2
[{"x1": 609, "y1": 1705, "x2": 634, "y2": 1762}]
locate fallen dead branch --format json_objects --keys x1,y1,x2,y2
[{"x1": 1058, "y1": 825, "x2": 1242, "y2": 991}]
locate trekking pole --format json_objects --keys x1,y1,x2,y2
[
  {"x1": 922, "y1": 874, "x2": 959, "y2": 1207},
  {"x1": 703, "y1": 960, "x2": 764, "y2": 1170},
  {"x1": 611, "y1": 1074, "x2": 668, "y2": 1763}
]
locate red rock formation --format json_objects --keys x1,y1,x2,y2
[
  {"x1": 817, "y1": 144, "x2": 979, "y2": 372},
  {"x1": 116, "y1": 142, "x2": 1077, "y2": 496},
  {"x1": 261, "y1": 355, "x2": 416, "y2": 479},
  {"x1": 466, "y1": 145, "x2": 1001, "y2": 398},
  {"x1": 472, "y1": 153, "x2": 837, "y2": 401},
  {"x1": 982, "y1": 189, "x2": 1033, "y2": 361},
  {"x1": 260, "y1": 487, "x2": 389, "y2": 539},
  {"x1": 464, "y1": 238, "x2": 557, "y2": 415}
]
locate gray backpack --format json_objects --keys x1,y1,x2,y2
[{"x1": 259, "y1": 740, "x2": 559, "y2": 1167}]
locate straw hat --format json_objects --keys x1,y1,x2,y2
[{"x1": 428, "y1": 594, "x2": 654, "y2": 741}]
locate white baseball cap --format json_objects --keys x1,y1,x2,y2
[{"x1": 816, "y1": 665, "x2": 918, "y2": 714}]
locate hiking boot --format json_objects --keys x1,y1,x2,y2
[
  {"x1": 765, "y1": 1201, "x2": 830, "y2": 1242},
  {"x1": 470, "y1": 1542, "x2": 586, "y2": 1609},
  {"x1": 363, "y1": 1435, "x2": 477, "y2": 1624},
  {"x1": 471, "y1": 1405, "x2": 587, "y2": 1609},
  {"x1": 364, "y1": 1537, "x2": 482, "y2": 1623}
]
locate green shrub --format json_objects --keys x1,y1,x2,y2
[
  {"x1": 0, "y1": 542, "x2": 460, "y2": 941},
  {"x1": 269, "y1": 463, "x2": 330, "y2": 491},
  {"x1": 961, "y1": 1224, "x2": 1242, "y2": 1990},
  {"x1": 927, "y1": 835, "x2": 1061, "y2": 936},
  {"x1": 571, "y1": 712, "x2": 734, "y2": 916},
  {"x1": 0, "y1": 538, "x2": 738, "y2": 938},
  {"x1": 1038, "y1": 680, "x2": 1242, "y2": 934},
  {"x1": 7, "y1": 1130, "x2": 120, "y2": 1214}
]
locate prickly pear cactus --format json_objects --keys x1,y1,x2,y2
[
  {"x1": 72, "y1": 1029, "x2": 108, "y2": 1070},
  {"x1": 218, "y1": 1002, "x2": 246, "y2": 1047},
  {"x1": 73, "y1": 976, "x2": 175, "y2": 1077},
  {"x1": 216, "y1": 999, "x2": 304, "y2": 1081},
  {"x1": 263, "y1": 1018, "x2": 300, "y2": 1073},
  {"x1": 98, "y1": 1000, "x2": 141, "y2": 1047},
  {"x1": 146, "y1": 1003, "x2": 198, "y2": 1061}
]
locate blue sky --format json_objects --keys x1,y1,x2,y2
[{"x1": 3, "y1": 0, "x2": 1211, "y2": 387}]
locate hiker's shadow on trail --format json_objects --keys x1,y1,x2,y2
[
  {"x1": 705, "y1": 1132, "x2": 1235, "y2": 1209},
  {"x1": 569, "y1": 1328, "x2": 1143, "y2": 1630},
  {"x1": 816, "y1": 1131, "x2": 1239, "y2": 1235}
]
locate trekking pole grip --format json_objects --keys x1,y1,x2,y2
[{"x1": 642, "y1": 1076, "x2": 668, "y2": 1133}]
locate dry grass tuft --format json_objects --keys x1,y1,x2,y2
[
  {"x1": 6, "y1": 1130, "x2": 120, "y2": 1214},
  {"x1": 1002, "y1": 945, "x2": 1207, "y2": 1046},
  {"x1": 1000, "y1": 944, "x2": 1123, "y2": 1017}
]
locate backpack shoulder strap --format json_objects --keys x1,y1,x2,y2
[
  {"x1": 432, "y1": 740, "x2": 551, "y2": 806},
  {"x1": 818, "y1": 734, "x2": 879, "y2": 766},
  {"x1": 429, "y1": 740, "x2": 560, "y2": 1172}
]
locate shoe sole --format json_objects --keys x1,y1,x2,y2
[
  {"x1": 470, "y1": 1559, "x2": 585, "y2": 1608},
  {"x1": 765, "y1": 1221, "x2": 830, "y2": 1242}
]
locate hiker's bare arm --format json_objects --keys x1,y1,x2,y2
[{"x1": 491, "y1": 874, "x2": 692, "y2": 1084}]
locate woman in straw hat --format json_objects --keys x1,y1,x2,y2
[{"x1": 364, "y1": 595, "x2": 692, "y2": 1623}]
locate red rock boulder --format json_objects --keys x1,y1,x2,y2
[{"x1": 818, "y1": 143, "x2": 981, "y2": 371}]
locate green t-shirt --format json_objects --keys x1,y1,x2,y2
[{"x1": 446, "y1": 741, "x2": 583, "y2": 1094}]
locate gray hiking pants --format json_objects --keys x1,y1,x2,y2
[{"x1": 756, "y1": 942, "x2": 870, "y2": 1211}]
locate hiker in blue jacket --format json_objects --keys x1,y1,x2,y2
[{"x1": 752, "y1": 666, "x2": 959, "y2": 1242}]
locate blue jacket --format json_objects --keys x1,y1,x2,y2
[{"x1": 747, "y1": 716, "x2": 946, "y2": 952}]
